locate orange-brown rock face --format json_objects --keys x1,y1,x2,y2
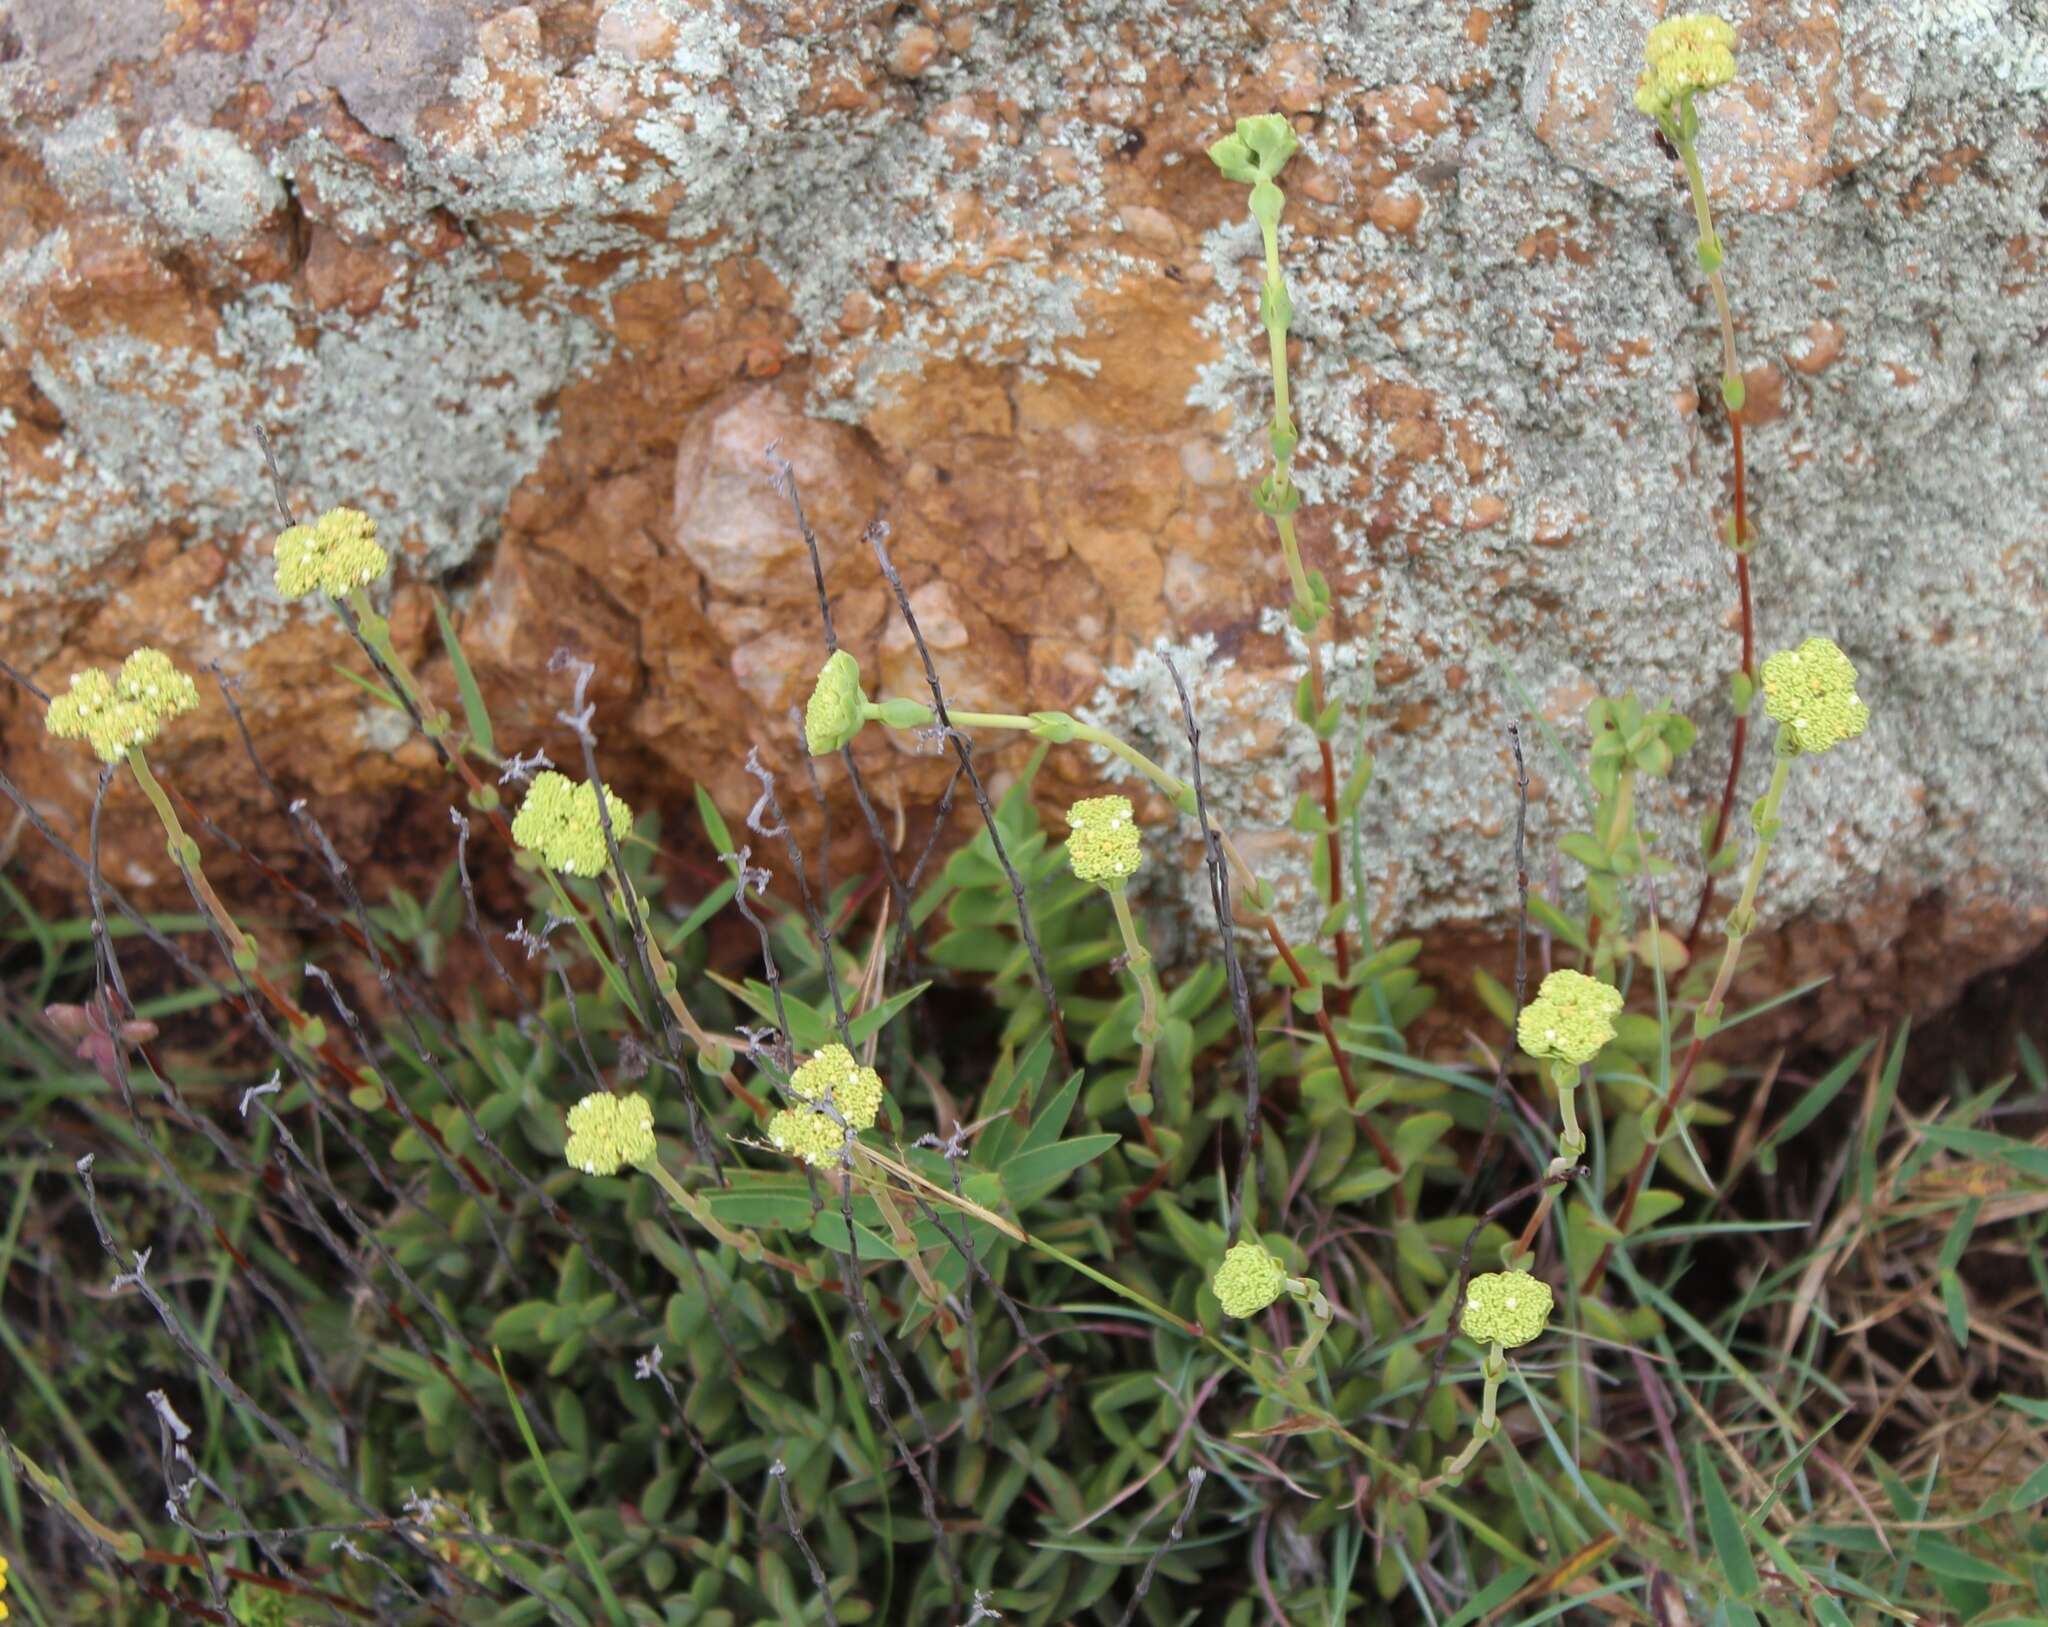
[{"x1": 4, "y1": 1, "x2": 2045, "y2": 1052}]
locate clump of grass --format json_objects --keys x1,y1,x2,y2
[{"x1": 3, "y1": 16, "x2": 2046, "y2": 1627}]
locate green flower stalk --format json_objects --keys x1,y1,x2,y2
[
  {"x1": 1631, "y1": 14, "x2": 1764, "y2": 958},
  {"x1": 1510, "y1": 970, "x2": 1621, "y2": 1262},
  {"x1": 1584, "y1": 638, "x2": 1873, "y2": 1292},
  {"x1": 44, "y1": 649, "x2": 262, "y2": 973},
  {"x1": 1211, "y1": 1239, "x2": 1333, "y2": 1371},
  {"x1": 1426, "y1": 1270, "x2": 1554, "y2": 1488},
  {"x1": 510, "y1": 770, "x2": 741, "y2": 1102},
  {"x1": 1066, "y1": 797, "x2": 1165, "y2": 1147},
  {"x1": 801, "y1": 650, "x2": 945, "y2": 757},
  {"x1": 1207, "y1": 110, "x2": 1356, "y2": 1007},
  {"x1": 563, "y1": 1089, "x2": 758, "y2": 1254},
  {"x1": 1517, "y1": 968, "x2": 1622, "y2": 1168},
  {"x1": 273, "y1": 507, "x2": 459, "y2": 753}
]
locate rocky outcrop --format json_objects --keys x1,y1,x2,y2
[{"x1": 4, "y1": 1, "x2": 2045, "y2": 1049}]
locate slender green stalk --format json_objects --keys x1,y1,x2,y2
[
  {"x1": 492, "y1": 1346, "x2": 627, "y2": 1627},
  {"x1": 1105, "y1": 883, "x2": 1162, "y2": 1132}
]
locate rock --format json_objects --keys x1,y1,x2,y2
[{"x1": 4, "y1": 0, "x2": 2046, "y2": 1055}]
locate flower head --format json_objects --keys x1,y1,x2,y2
[
  {"x1": 511, "y1": 770, "x2": 634, "y2": 876},
  {"x1": 1066, "y1": 795, "x2": 1142, "y2": 888},
  {"x1": 1212, "y1": 1240, "x2": 1289, "y2": 1319},
  {"x1": 1760, "y1": 637, "x2": 1868, "y2": 757},
  {"x1": 1460, "y1": 1269, "x2": 1554, "y2": 1349},
  {"x1": 804, "y1": 650, "x2": 870, "y2": 756},
  {"x1": 1207, "y1": 114, "x2": 1300, "y2": 184},
  {"x1": 789, "y1": 1042, "x2": 885, "y2": 1131},
  {"x1": 1634, "y1": 13, "x2": 1738, "y2": 120},
  {"x1": 1516, "y1": 969, "x2": 1624, "y2": 1066},
  {"x1": 769, "y1": 1106, "x2": 846, "y2": 1167},
  {"x1": 44, "y1": 647, "x2": 201, "y2": 763},
  {"x1": 564, "y1": 1091, "x2": 655, "y2": 1175},
  {"x1": 273, "y1": 506, "x2": 389, "y2": 601}
]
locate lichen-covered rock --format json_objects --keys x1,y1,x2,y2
[{"x1": 4, "y1": 1, "x2": 2045, "y2": 1053}]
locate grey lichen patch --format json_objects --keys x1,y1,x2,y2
[
  {"x1": 1175, "y1": 0, "x2": 2048, "y2": 942},
  {"x1": 9, "y1": 257, "x2": 604, "y2": 647}
]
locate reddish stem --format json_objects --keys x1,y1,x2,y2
[
  {"x1": 1685, "y1": 413, "x2": 1755, "y2": 955},
  {"x1": 1306, "y1": 652, "x2": 1351, "y2": 989},
  {"x1": 1260, "y1": 916, "x2": 1407, "y2": 1217},
  {"x1": 1580, "y1": 1024, "x2": 1710, "y2": 1296}
]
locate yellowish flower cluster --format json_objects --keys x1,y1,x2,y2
[
  {"x1": 44, "y1": 648, "x2": 200, "y2": 764},
  {"x1": 1065, "y1": 795, "x2": 1143, "y2": 888},
  {"x1": 1760, "y1": 636, "x2": 1869, "y2": 757},
  {"x1": 511, "y1": 771, "x2": 634, "y2": 877},
  {"x1": 273, "y1": 506, "x2": 389, "y2": 600},
  {"x1": 1516, "y1": 969, "x2": 1624, "y2": 1067},
  {"x1": 563, "y1": 1091, "x2": 656, "y2": 1176},
  {"x1": 771, "y1": 1044, "x2": 886, "y2": 1166},
  {"x1": 1634, "y1": 13, "x2": 1738, "y2": 121}
]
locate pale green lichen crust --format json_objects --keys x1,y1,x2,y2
[
  {"x1": 1759, "y1": 637, "x2": 1869, "y2": 756},
  {"x1": 273, "y1": 506, "x2": 390, "y2": 601},
  {"x1": 1459, "y1": 1269, "x2": 1554, "y2": 1348},
  {"x1": 1516, "y1": 969, "x2": 1625, "y2": 1066},
  {"x1": 1212, "y1": 1239, "x2": 1290, "y2": 1318},
  {"x1": 44, "y1": 647, "x2": 201, "y2": 763},
  {"x1": 788, "y1": 1043, "x2": 886, "y2": 1131},
  {"x1": 1634, "y1": 13, "x2": 1738, "y2": 120},
  {"x1": 564, "y1": 1091, "x2": 655, "y2": 1175},
  {"x1": 511, "y1": 770, "x2": 634, "y2": 877},
  {"x1": 1066, "y1": 794, "x2": 1142, "y2": 888}
]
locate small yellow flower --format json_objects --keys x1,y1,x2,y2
[
  {"x1": 804, "y1": 650, "x2": 870, "y2": 756},
  {"x1": 768, "y1": 1106, "x2": 845, "y2": 1167},
  {"x1": 511, "y1": 771, "x2": 634, "y2": 877},
  {"x1": 1759, "y1": 636, "x2": 1869, "y2": 757},
  {"x1": 1516, "y1": 969, "x2": 1624, "y2": 1066},
  {"x1": 789, "y1": 1043, "x2": 885, "y2": 1131},
  {"x1": 44, "y1": 648, "x2": 200, "y2": 763},
  {"x1": 273, "y1": 506, "x2": 389, "y2": 600},
  {"x1": 1065, "y1": 795, "x2": 1142, "y2": 888},
  {"x1": 1212, "y1": 1240, "x2": 1289, "y2": 1319},
  {"x1": 1460, "y1": 1269, "x2": 1554, "y2": 1348},
  {"x1": 563, "y1": 1091, "x2": 655, "y2": 1175},
  {"x1": 1635, "y1": 13, "x2": 1738, "y2": 120}
]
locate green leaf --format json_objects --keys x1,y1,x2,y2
[
  {"x1": 1015, "y1": 1070, "x2": 1085, "y2": 1158},
  {"x1": 1001, "y1": 1133, "x2": 1120, "y2": 1207},
  {"x1": 1910, "y1": 1535, "x2": 2017, "y2": 1585},
  {"x1": 1526, "y1": 893, "x2": 1590, "y2": 953},
  {"x1": 1696, "y1": 1443, "x2": 1760, "y2": 1601},
  {"x1": 1755, "y1": 1039, "x2": 1873, "y2": 1162},
  {"x1": 1557, "y1": 831, "x2": 1612, "y2": 873},
  {"x1": 433, "y1": 593, "x2": 496, "y2": 757},
  {"x1": 694, "y1": 783, "x2": 736, "y2": 857}
]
